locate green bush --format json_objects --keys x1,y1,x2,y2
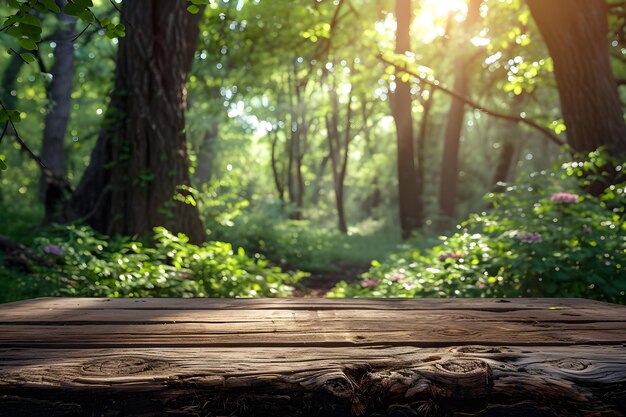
[
  {"x1": 4, "y1": 225, "x2": 303, "y2": 299},
  {"x1": 329, "y1": 152, "x2": 626, "y2": 303}
]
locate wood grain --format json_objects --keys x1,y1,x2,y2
[{"x1": 0, "y1": 297, "x2": 625, "y2": 416}]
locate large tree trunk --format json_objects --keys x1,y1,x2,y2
[
  {"x1": 392, "y1": 0, "x2": 422, "y2": 238},
  {"x1": 41, "y1": 0, "x2": 76, "y2": 223},
  {"x1": 438, "y1": 0, "x2": 482, "y2": 222},
  {"x1": 527, "y1": 0, "x2": 626, "y2": 155},
  {"x1": 68, "y1": 0, "x2": 205, "y2": 243}
]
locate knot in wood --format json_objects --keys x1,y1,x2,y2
[
  {"x1": 453, "y1": 346, "x2": 505, "y2": 354},
  {"x1": 552, "y1": 359, "x2": 589, "y2": 371},
  {"x1": 431, "y1": 359, "x2": 493, "y2": 399},
  {"x1": 322, "y1": 375, "x2": 354, "y2": 398},
  {"x1": 81, "y1": 356, "x2": 169, "y2": 377}
]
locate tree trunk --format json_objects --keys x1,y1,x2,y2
[
  {"x1": 438, "y1": 0, "x2": 482, "y2": 221},
  {"x1": 527, "y1": 0, "x2": 626, "y2": 155},
  {"x1": 310, "y1": 152, "x2": 330, "y2": 207},
  {"x1": 325, "y1": 70, "x2": 353, "y2": 235},
  {"x1": 491, "y1": 142, "x2": 516, "y2": 192},
  {"x1": 392, "y1": 0, "x2": 422, "y2": 238},
  {"x1": 68, "y1": 1, "x2": 205, "y2": 243},
  {"x1": 415, "y1": 88, "x2": 434, "y2": 218},
  {"x1": 270, "y1": 130, "x2": 286, "y2": 201},
  {"x1": 361, "y1": 99, "x2": 382, "y2": 218},
  {"x1": 194, "y1": 127, "x2": 218, "y2": 186},
  {"x1": 286, "y1": 68, "x2": 308, "y2": 220},
  {"x1": 41, "y1": 0, "x2": 76, "y2": 223}
]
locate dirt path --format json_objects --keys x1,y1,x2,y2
[{"x1": 293, "y1": 263, "x2": 370, "y2": 297}]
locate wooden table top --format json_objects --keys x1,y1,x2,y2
[{"x1": 1, "y1": 297, "x2": 625, "y2": 416}]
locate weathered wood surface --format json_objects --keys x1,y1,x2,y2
[{"x1": 0, "y1": 298, "x2": 625, "y2": 417}]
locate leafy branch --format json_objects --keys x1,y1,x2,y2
[{"x1": 378, "y1": 54, "x2": 566, "y2": 146}]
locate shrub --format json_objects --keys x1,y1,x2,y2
[
  {"x1": 17, "y1": 225, "x2": 303, "y2": 298},
  {"x1": 329, "y1": 152, "x2": 626, "y2": 303}
]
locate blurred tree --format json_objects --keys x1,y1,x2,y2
[
  {"x1": 323, "y1": 60, "x2": 356, "y2": 234},
  {"x1": 68, "y1": 0, "x2": 206, "y2": 243},
  {"x1": 392, "y1": 0, "x2": 421, "y2": 238},
  {"x1": 527, "y1": 0, "x2": 626, "y2": 155},
  {"x1": 40, "y1": 0, "x2": 76, "y2": 223},
  {"x1": 438, "y1": 0, "x2": 482, "y2": 221}
]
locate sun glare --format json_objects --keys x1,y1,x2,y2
[
  {"x1": 413, "y1": 0, "x2": 469, "y2": 41},
  {"x1": 426, "y1": 0, "x2": 469, "y2": 17}
]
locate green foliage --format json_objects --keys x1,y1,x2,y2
[
  {"x1": 1, "y1": 225, "x2": 302, "y2": 300},
  {"x1": 204, "y1": 201, "x2": 401, "y2": 273},
  {"x1": 329, "y1": 153, "x2": 626, "y2": 303}
]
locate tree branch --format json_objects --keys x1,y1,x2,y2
[
  {"x1": 0, "y1": 100, "x2": 74, "y2": 192},
  {"x1": 378, "y1": 55, "x2": 566, "y2": 147}
]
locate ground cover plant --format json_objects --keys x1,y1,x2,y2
[{"x1": 329, "y1": 152, "x2": 626, "y2": 303}]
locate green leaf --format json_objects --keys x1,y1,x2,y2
[
  {"x1": 64, "y1": 2, "x2": 85, "y2": 17},
  {"x1": 9, "y1": 110, "x2": 22, "y2": 123},
  {"x1": 187, "y1": 5, "x2": 200, "y2": 14},
  {"x1": 20, "y1": 14, "x2": 41, "y2": 28},
  {"x1": 20, "y1": 53, "x2": 35, "y2": 63},
  {"x1": 41, "y1": 0, "x2": 61, "y2": 13},
  {"x1": 0, "y1": 158, "x2": 7, "y2": 171},
  {"x1": 16, "y1": 23, "x2": 42, "y2": 40},
  {"x1": 18, "y1": 38, "x2": 38, "y2": 51}
]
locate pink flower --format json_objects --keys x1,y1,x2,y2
[
  {"x1": 390, "y1": 273, "x2": 405, "y2": 281},
  {"x1": 550, "y1": 192, "x2": 579, "y2": 204},
  {"x1": 582, "y1": 225, "x2": 593, "y2": 234},
  {"x1": 438, "y1": 253, "x2": 464, "y2": 262},
  {"x1": 43, "y1": 245, "x2": 65, "y2": 256},
  {"x1": 361, "y1": 279, "x2": 380, "y2": 288},
  {"x1": 516, "y1": 232, "x2": 542, "y2": 244},
  {"x1": 478, "y1": 283, "x2": 487, "y2": 289}
]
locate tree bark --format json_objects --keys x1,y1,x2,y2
[
  {"x1": 392, "y1": 0, "x2": 422, "y2": 238},
  {"x1": 68, "y1": 1, "x2": 205, "y2": 243},
  {"x1": 41, "y1": 0, "x2": 76, "y2": 223},
  {"x1": 527, "y1": 0, "x2": 626, "y2": 155},
  {"x1": 438, "y1": 0, "x2": 482, "y2": 221}
]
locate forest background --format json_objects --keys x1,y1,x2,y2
[{"x1": 0, "y1": 0, "x2": 625, "y2": 303}]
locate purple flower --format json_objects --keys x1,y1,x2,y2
[
  {"x1": 438, "y1": 252, "x2": 464, "y2": 262},
  {"x1": 582, "y1": 225, "x2": 593, "y2": 234},
  {"x1": 516, "y1": 232, "x2": 542, "y2": 244},
  {"x1": 550, "y1": 192, "x2": 579, "y2": 204},
  {"x1": 362, "y1": 279, "x2": 380, "y2": 288},
  {"x1": 43, "y1": 244, "x2": 65, "y2": 256},
  {"x1": 390, "y1": 273, "x2": 405, "y2": 281}
]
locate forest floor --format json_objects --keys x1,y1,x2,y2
[{"x1": 292, "y1": 262, "x2": 369, "y2": 297}]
